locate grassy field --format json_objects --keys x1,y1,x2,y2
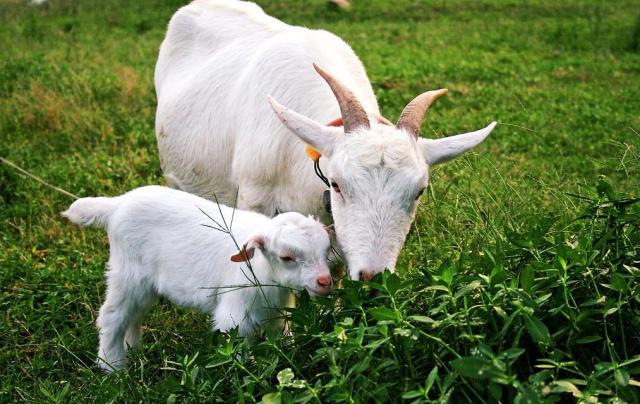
[{"x1": 1, "y1": 0, "x2": 640, "y2": 401}]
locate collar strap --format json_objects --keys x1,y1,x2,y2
[
  {"x1": 314, "y1": 159, "x2": 330, "y2": 188},
  {"x1": 326, "y1": 117, "x2": 344, "y2": 127}
]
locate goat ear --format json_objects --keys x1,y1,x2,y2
[
  {"x1": 418, "y1": 122, "x2": 497, "y2": 165},
  {"x1": 268, "y1": 96, "x2": 342, "y2": 157},
  {"x1": 230, "y1": 236, "x2": 265, "y2": 263}
]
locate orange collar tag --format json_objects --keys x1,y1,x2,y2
[
  {"x1": 305, "y1": 145, "x2": 322, "y2": 161},
  {"x1": 304, "y1": 118, "x2": 342, "y2": 161}
]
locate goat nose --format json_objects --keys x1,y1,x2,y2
[
  {"x1": 358, "y1": 270, "x2": 375, "y2": 282},
  {"x1": 317, "y1": 274, "x2": 332, "y2": 287}
]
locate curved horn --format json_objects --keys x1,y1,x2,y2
[
  {"x1": 313, "y1": 63, "x2": 370, "y2": 133},
  {"x1": 396, "y1": 88, "x2": 448, "y2": 138}
]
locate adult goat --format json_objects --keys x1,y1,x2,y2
[{"x1": 155, "y1": 0, "x2": 496, "y2": 280}]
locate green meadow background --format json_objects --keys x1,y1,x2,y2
[{"x1": 1, "y1": 0, "x2": 639, "y2": 402}]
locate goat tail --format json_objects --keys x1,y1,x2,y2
[{"x1": 62, "y1": 197, "x2": 119, "y2": 228}]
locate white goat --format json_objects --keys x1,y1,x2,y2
[
  {"x1": 155, "y1": 0, "x2": 497, "y2": 281},
  {"x1": 63, "y1": 186, "x2": 332, "y2": 371}
]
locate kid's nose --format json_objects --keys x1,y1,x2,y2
[{"x1": 316, "y1": 274, "x2": 332, "y2": 288}]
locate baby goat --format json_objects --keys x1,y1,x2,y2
[{"x1": 63, "y1": 185, "x2": 333, "y2": 371}]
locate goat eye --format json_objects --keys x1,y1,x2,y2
[
  {"x1": 330, "y1": 181, "x2": 340, "y2": 193},
  {"x1": 415, "y1": 188, "x2": 425, "y2": 200},
  {"x1": 279, "y1": 256, "x2": 295, "y2": 263}
]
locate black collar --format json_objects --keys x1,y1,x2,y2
[{"x1": 313, "y1": 159, "x2": 332, "y2": 214}]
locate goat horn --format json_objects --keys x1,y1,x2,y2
[
  {"x1": 396, "y1": 89, "x2": 448, "y2": 138},
  {"x1": 313, "y1": 63, "x2": 370, "y2": 133}
]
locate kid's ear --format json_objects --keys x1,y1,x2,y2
[{"x1": 230, "y1": 236, "x2": 265, "y2": 263}]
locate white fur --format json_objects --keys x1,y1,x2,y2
[
  {"x1": 155, "y1": 0, "x2": 496, "y2": 280},
  {"x1": 63, "y1": 186, "x2": 332, "y2": 372}
]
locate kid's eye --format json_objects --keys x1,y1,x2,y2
[
  {"x1": 330, "y1": 181, "x2": 340, "y2": 194},
  {"x1": 280, "y1": 256, "x2": 295, "y2": 263}
]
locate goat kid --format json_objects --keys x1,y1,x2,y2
[{"x1": 63, "y1": 186, "x2": 332, "y2": 371}]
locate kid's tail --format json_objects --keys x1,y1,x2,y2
[{"x1": 62, "y1": 197, "x2": 119, "y2": 228}]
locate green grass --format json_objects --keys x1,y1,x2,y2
[{"x1": 1, "y1": 0, "x2": 640, "y2": 401}]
